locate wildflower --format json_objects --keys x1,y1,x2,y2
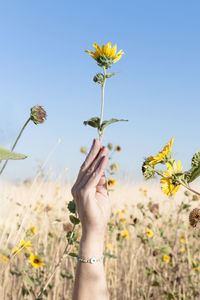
[
  {"x1": 142, "y1": 158, "x2": 155, "y2": 180},
  {"x1": 146, "y1": 228, "x2": 154, "y2": 238},
  {"x1": 192, "y1": 260, "x2": 200, "y2": 272},
  {"x1": 115, "y1": 145, "x2": 121, "y2": 152},
  {"x1": 80, "y1": 146, "x2": 87, "y2": 154},
  {"x1": 149, "y1": 138, "x2": 174, "y2": 166},
  {"x1": 20, "y1": 240, "x2": 32, "y2": 249},
  {"x1": 163, "y1": 254, "x2": 170, "y2": 263},
  {"x1": 180, "y1": 234, "x2": 185, "y2": 243},
  {"x1": 107, "y1": 178, "x2": 116, "y2": 188},
  {"x1": 179, "y1": 247, "x2": 185, "y2": 253},
  {"x1": 85, "y1": 42, "x2": 124, "y2": 68},
  {"x1": 0, "y1": 253, "x2": 9, "y2": 263},
  {"x1": 160, "y1": 160, "x2": 183, "y2": 196},
  {"x1": 13, "y1": 247, "x2": 22, "y2": 254},
  {"x1": 29, "y1": 253, "x2": 45, "y2": 268},
  {"x1": 121, "y1": 230, "x2": 130, "y2": 239},
  {"x1": 106, "y1": 243, "x2": 112, "y2": 251},
  {"x1": 30, "y1": 105, "x2": 47, "y2": 125},
  {"x1": 120, "y1": 217, "x2": 126, "y2": 224},
  {"x1": 30, "y1": 224, "x2": 37, "y2": 235},
  {"x1": 117, "y1": 210, "x2": 123, "y2": 218},
  {"x1": 189, "y1": 208, "x2": 200, "y2": 228}
]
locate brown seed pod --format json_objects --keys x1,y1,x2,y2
[{"x1": 189, "y1": 208, "x2": 200, "y2": 228}]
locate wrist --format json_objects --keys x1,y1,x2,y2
[{"x1": 79, "y1": 232, "x2": 105, "y2": 258}]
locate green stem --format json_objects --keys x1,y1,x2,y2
[
  {"x1": 99, "y1": 67, "x2": 107, "y2": 143},
  {"x1": 0, "y1": 117, "x2": 31, "y2": 176}
]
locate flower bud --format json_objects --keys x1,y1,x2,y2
[
  {"x1": 80, "y1": 146, "x2": 87, "y2": 154},
  {"x1": 142, "y1": 160, "x2": 155, "y2": 180},
  {"x1": 30, "y1": 105, "x2": 47, "y2": 125},
  {"x1": 107, "y1": 143, "x2": 113, "y2": 150},
  {"x1": 93, "y1": 73, "x2": 105, "y2": 85},
  {"x1": 189, "y1": 208, "x2": 200, "y2": 228},
  {"x1": 191, "y1": 151, "x2": 200, "y2": 167}
]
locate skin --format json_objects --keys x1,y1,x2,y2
[{"x1": 71, "y1": 138, "x2": 110, "y2": 300}]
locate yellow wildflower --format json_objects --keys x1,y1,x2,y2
[
  {"x1": 13, "y1": 247, "x2": 22, "y2": 254},
  {"x1": 107, "y1": 178, "x2": 116, "y2": 188},
  {"x1": 121, "y1": 230, "x2": 130, "y2": 239},
  {"x1": 106, "y1": 243, "x2": 112, "y2": 251},
  {"x1": 179, "y1": 247, "x2": 185, "y2": 253},
  {"x1": 160, "y1": 160, "x2": 183, "y2": 196},
  {"x1": 149, "y1": 138, "x2": 174, "y2": 166},
  {"x1": 29, "y1": 253, "x2": 45, "y2": 268},
  {"x1": 192, "y1": 260, "x2": 200, "y2": 272},
  {"x1": 30, "y1": 224, "x2": 37, "y2": 235},
  {"x1": 0, "y1": 253, "x2": 9, "y2": 263},
  {"x1": 163, "y1": 254, "x2": 170, "y2": 263},
  {"x1": 180, "y1": 234, "x2": 185, "y2": 243},
  {"x1": 117, "y1": 210, "x2": 123, "y2": 218},
  {"x1": 85, "y1": 42, "x2": 124, "y2": 68},
  {"x1": 120, "y1": 217, "x2": 126, "y2": 224},
  {"x1": 20, "y1": 240, "x2": 32, "y2": 249},
  {"x1": 146, "y1": 228, "x2": 154, "y2": 238}
]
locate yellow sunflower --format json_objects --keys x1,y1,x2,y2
[
  {"x1": 29, "y1": 253, "x2": 45, "y2": 268},
  {"x1": 160, "y1": 160, "x2": 183, "y2": 196},
  {"x1": 149, "y1": 138, "x2": 174, "y2": 166},
  {"x1": 107, "y1": 178, "x2": 117, "y2": 188},
  {"x1": 20, "y1": 240, "x2": 32, "y2": 249},
  {"x1": 30, "y1": 224, "x2": 37, "y2": 235},
  {"x1": 163, "y1": 254, "x2": 170, "y2": 263},
  {"x1": 0, "y1": 253, "x2": 9, "y2": 263},
  {"x1": 121, "y1": 230, "x2": 130, "y2": 239},
  {"x1": 146, "y1": 228, "x2": 154, "y2": 238},
  {"x1": 85, "y1": 42, "x2": 124, "y2": 68}
]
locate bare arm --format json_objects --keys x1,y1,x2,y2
[{"x1": 71, "y1": 139, "x2": 110, "y2": 300}]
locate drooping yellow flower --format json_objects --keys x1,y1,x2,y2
[
  {"x1": 180, "y1": 234, "x2": 185, "y2": 243},
  {"x1": 13, "y1": 247, "x2": 22, "y2": 254},
  {"x1": 0, "y1": 253, "x2": 9, "y2": 263},
  {"x1": 29, "y1": 253, "x2": 45, "y2": 268},
  {"x1": 85, "y1": 42, "x2": 124, "y2": 68},
  {"x1": 146, "y1": 228, "x2": 154, "y2": 238},
  {"x1": 149, "y1": 138, "x2": 174, "y2": 166},
  {"x1": 30, "y1": 224, "x2": 37, "y2": 235},
  {"x1": 107, "y1": 178, "x2": 117, "y2": 188},
  {"x1": 163, "y1": 254, "x2": 170, "y2": 263},
  {"x1": 121, "y1": 230, "x2": 130, "y2": 239},
  {"x1": 160, "y1": 160, "x2": 183, "y2": 196},
  {"x1": 20, "y1": 240, "x2": 32, "y2": 249}
]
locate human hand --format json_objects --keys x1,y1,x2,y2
[{"x1": 71, "y1": 139, "x2": 110, "y2": 238}]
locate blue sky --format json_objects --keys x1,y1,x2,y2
[{"x1": 0, "y1": 1, "x2": 200, "y2": 183}]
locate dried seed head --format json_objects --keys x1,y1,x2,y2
[
  {"x1": 63, "y1": 222, "x2": 73, "y2": 233},
  {"x1": 115, "y1": 145, "x2": 121, "y2": 152},
  {"x1": 189, "y1": 208, "x2": 200, "y2": 228},
  {"x1": 30, "y1": 105, "x2": 47, "y2": 125},
  {"x1": 152, "y1": 249, "x2": 160, "y2": 256}
]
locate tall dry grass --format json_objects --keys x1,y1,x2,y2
[{"x1": 0, "y1": 179, "x2": 200, "y2": 299}]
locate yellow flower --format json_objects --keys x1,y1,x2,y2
[
  {"x1": 30, "y1": 224, "x2": 37, "y2": 235},
  {"x1": 160, "y1": 160, "x2": 183, "y2": 196},
  {"x1": 143, "y1": 189, "x2": 148, "y2": 197},
  {"x1": 163, "y1": 254, "x2": 170, "y2": 263},
  {"x1": 106, "y1": 243, "x2": 112, "y2": 251},
  {"x1": 146, "y1": 228, "x2": 154, "y2": 238},
  {"x1": 120, "y1": 217, "x2": 126, "y2": 224},
  {"x1": 20, "y1": 240, "x2": 32, "y2": 249},
  {"x1": 29, "y1": 253, "x2": 45, "y2": 268},
  {"x1": 121, "y1": 230, "x2": 130, "y2": 239},
  {"x1": 149, "y1": 138, "x2": 174, "y2": 166},
  {"x1": 0, "y1": 253, "x2": 9, "y2": 263},
  {"x1": 85, "y1": 42, "x2": 124, "y2": 68},
  {"x1": 13, "y1": 247, "x2": 22, "y2": 254},
  {"x1": 192, "y1": 260, "x2": 200, "y2": 272},
  {"x1": 117, "y1": 210, "x2": 123, "y2": 218},
  {"x1": 180, "y1": 234, "x2": 185, "y2": 243},
  {"x1": 107, "y1": 178, "x2": 117, "y2": 188},
  {"x1": 179, "y1": 247, "x2": 185, "y2": 253}
]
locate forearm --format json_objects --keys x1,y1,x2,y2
[{"x1": 72, "y1": 233, "x2": 109, "y2": 300}]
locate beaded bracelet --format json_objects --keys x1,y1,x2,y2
[{"x1": 77, "y1": 254, "x2": 104, "y2": 264}]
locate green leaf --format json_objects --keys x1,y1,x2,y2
[
  {"x1": 83, "y1": 117, "x2": 100, "y2": 129},
  {"x1": 105, "y1": 72, "x2": 119, "y2": 78},
  {"x1": 0, "y1": 147, "x2": 27, "y2": 160},
  {"x1": 100, "y1": 118, "x2": 128, "y2": 131},
  {"x1": 68, "y1": 200, "x2": 76, "y2": 214},
  {"x1": 69, "y1": 215, "x2": 80, "y2": 225},
  {"x1": 68, "y1": 252, "x2": 77, "y2": 257},
  {"x1": 25, "y1": 275, "x2": 34, "y2": 287}
]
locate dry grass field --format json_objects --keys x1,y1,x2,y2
[{"x1": 0, "y1": 179, "x2": 200, "y2": 300}]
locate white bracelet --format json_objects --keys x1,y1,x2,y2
[{"x1": 77, "y1": 254, "x2": 104, "y2": 264}]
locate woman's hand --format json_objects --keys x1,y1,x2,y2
[{"x1": 71, "y1": 139, "x2": 110, "y2": 237}]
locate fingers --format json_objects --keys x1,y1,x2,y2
[
  {"x1": 76, "y1": 139, "x2": 101, "y2": 182},
  {"x1": 85, "y1": 154, "x2": 109, "y2": 190}
]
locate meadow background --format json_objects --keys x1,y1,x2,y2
[{"x1": 1, "y1": 0, "x2": 200, "y2": 299}]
